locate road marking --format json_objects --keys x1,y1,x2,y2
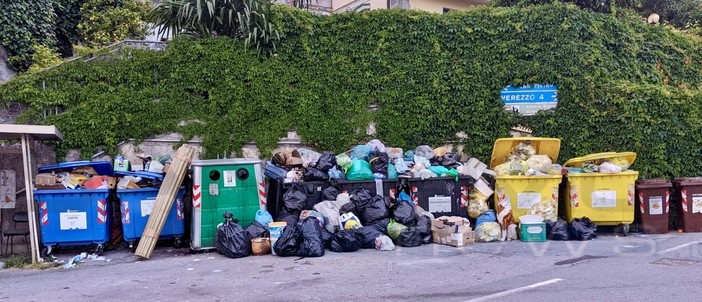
[
  {"x1": 657, "y1": 241, "x2": 702, "y2": 254},
  {"x1": 464, "y1": 278, "x2": 564, "y2": 302}
]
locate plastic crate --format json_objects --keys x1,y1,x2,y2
[{"x1": 520, "y1": 222, "x2": 546, "y2": 242}]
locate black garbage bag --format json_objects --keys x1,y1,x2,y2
[
  {"x1": 569, "y1": 217, "x2": 598, "y2": 241},
  {"x1": 395, "y1": 227, "x2": 422, "y2": 247},
  {"x1": 297, "y1": 217, "x2": 325, "y2": 257},
  {"x1": 355, "y1": 224, "x2": 386, "y2": 249},
  {"x1": 216, "y1": 215, "x2": 251, "y2": 258},
  {"x1": 350, "y1": 188, "x2": 373, "y2": 210},
  {"x1": 277, "y1": 210, "x2": 300, "y2": 226},
  {"x1": 245, "y1": 221, "x2": 268, "y2": 239},
  {"x1": 321, "y1": 228, "x2": 334, "y2": 249},
  {"x1": 393, "y1": 201, "x2": 417, "y2": 227},
  {"x1": 416, "y1": 215, "x2": 433, "y2": 244},
  {"x1": 330, "y1": 229, "x2": 361, "y2": 252},
  {"x1": 273, "y1": 225, "x2": 301, "y2": 257},
  {"x1": 546, "y1": 219, "x2": 571, "y2": 241},
  {"x1": 442, "y1": 153, "x2": 460, "y2": 168},
  {"x1": 339, "y1": 202, "x2": 358, "y2": 215},
  {"x1": 359, "y1": 195, "x2": 390, "y2": 224},
  {"x1": 369, "y1": 151, "x2": 389, "y2": 176},
  {"x1": 283, "y1": 185, "x2": 307, "y2": 212},
  {"x1": 316, "y1": 152, "x2": 337, "y2": 173},
  {"x1": 367, "y1": 218, "x2": 391, "y2": 231},
  {"x1": 303, "y1": 167, "x2": 329, "y2": 181},
  {"x1": 322, "y1": 186, "x2": 341, "y2": 201}
]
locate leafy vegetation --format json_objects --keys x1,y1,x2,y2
[
  {"x1": 77, "y1": 0, "x2": 151, "y2": 47},
  {"x1": 1, "y1": 3, "x2": 701, "y2": 178},
  {"x1": 148, "y1": 0, "x2": 279, "y2": 54}
]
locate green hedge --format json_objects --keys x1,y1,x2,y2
[{"x1": 1, "y1": 3, "x2": 701, "y2": 177}]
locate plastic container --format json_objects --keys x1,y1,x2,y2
[
  {"x1": 268, "y1": 222, "x2": 287, "y2": 255},
  {"x1": 635, "y1": 179, "x2": 672, "y2": 234},
  {"x1": 34, "y1": 161, "x2": 115, "y2": 255},
  {"x1": 115, "y1": 171, "x2": 186, "y2": 248},
  {"x1": 520, "y1": 222, "x2": 547, "y2": 242},
  {"x1": 563, "y1": 152, "x2": 639, "y2": 235},
  {"x1": 490, "y1": 138, "x2": 563, "y2": 223},
  {"x1": 406, "y1": 176, "x2": 475, "y2": 218},
  {"x1": 191, "y1": 159, "x2": 265, "y2": 250},
  {"x1": 476, "y1": 210, "x2": 497, "y2": 227},
  {"x1": 674, "y1": 178, "x2": 702, "y2": 233}
]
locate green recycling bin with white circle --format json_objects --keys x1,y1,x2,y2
[{"x1": 190, "y1": 159, "x2": 265, "y2": 250}]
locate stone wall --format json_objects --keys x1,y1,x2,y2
[{"x1": 0, "y1": 46, "x2": 17, "y2": 84}]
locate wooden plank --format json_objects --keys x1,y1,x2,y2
[{"x1": 134, "y1": 145, "x2": 196, "y2": 259}]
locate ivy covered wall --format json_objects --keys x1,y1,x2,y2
[{"x1": 1, "y1": 3, "x2": 701, "y2": 178}]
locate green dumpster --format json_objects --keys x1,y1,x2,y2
[{"x1": 190, "y1": 159, "x2": 265, "y2": 250}]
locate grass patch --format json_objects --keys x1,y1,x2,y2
[{"x1": 2, "y1": 254, "x2": 61, "y2": 270}]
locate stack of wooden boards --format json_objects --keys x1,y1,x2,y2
[{"x1": 135, "y1": 145, "x2": 196, "y2": 259}]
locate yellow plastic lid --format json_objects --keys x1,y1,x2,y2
[
  {"x1": 563, "y1": 152, "x2": 637, "y2": 168},
  {"x1": 490, "y1": 137, "x2": 561, "y2": 169}
]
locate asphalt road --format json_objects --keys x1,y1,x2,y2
[{"x1": 2, "y1": 232, "x2": 701, "y2": 302}]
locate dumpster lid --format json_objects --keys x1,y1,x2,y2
[
  {"x1": 38, "y1": 160, "x2": 114, "y2": 176},
  {"x1": 191, "y1": 158, "x2": 261, "y2": 167},
  {"x1": 490, "y1": 137, "x2": 561, "y2": 169},
  {"x1": 674, "y1": 177, "x2": 702, "y2": 186},
  {"x1": 636, "y1": 178, "x2": 672, "y2": 189},
  {"x1": 564, "y1": 152, "x2": 637, "y2": 168},
  {"x1": 114, "y1": 170, "x2": 164, "y2": 181}
]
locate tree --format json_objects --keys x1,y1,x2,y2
[
  {"x1": 77, "y1": 0, "x2": 151, "y2": 48},
  {"x1": 149, "y1": 0, "x2": 280, "y2": 55}
]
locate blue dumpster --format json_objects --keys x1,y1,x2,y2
[
  {"x1": 115, "y1": 171, "x2": 186, "y2": 249},
  {"x1": 34, "y1": 161, "x2": 114, "y2": 255}
]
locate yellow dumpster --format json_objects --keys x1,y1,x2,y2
[
  {"x1": 563, "y1": 152, "x2": 639, "y2": 235},
  {"x1": 490, "y1": 138, "x2": 563, "y2": 223}
]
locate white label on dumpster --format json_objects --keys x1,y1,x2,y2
[
  {"x1": 428, "y1": 196, "x2": 451, "y2": 213},
  {"x1": 223, "y1": 170, "x2": 237, "y2": 187},
  {"x1": 692, "y1": 194, "x2": 702, "y2": 214},
  {"x1": 60, "y1": 212, "x2": 87, "y2": 230},
  {"x1": 141, "y1": 199, "x2": 155, "y2": 217},
  {"x1": 649, "y1": 196, "x2": 663, "y2": 215},
  {"x1": 517, "y1": 193, "x2": 540, "y2": 209},
  {"x1": 592, "y1": 191, "x2": 616, "y2": 208}
]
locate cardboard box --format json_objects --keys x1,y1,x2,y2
[
  {"x1": 35, "y1": 173, "x2": 56, "y2": 186},
  {"x1": 432, "y1": 216, "x2": 475, "y2": 247}
]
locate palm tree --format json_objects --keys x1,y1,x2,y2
[{"x1": 149, "y1": 0, "x2": 280, "y2": 54}]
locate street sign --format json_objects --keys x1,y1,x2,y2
[{"x1": 501, "y1": 84, "x2": 558, "y2": 116}]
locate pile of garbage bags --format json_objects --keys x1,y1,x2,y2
[
  {"x1": 546, "y1": 217, "x2": 598, "y2": 241},
  {"x1": 270, "y1": 187, "x2": 436, "y2": 256},
  {"x1": 493, "y1": 142, "x2": 562, "y2": 177},
  {"x1": 215, "y1": 211, "x2": 273, "y2": 259},
  {"x1": 265, "y1": 140, "x2": 478, "y2": 183}
]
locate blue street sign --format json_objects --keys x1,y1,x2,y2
[{"x1": 501, "y1": 84, "x2": 558, "y2": 116}]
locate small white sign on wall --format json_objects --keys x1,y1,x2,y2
[{"x1": 0, "y1": 170, "x2": 16, "y2": 209}]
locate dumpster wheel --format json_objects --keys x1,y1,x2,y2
[
  {"x1": 41, "y1": 246, "x2": 53, "y2": 257},
  {"x1": 622, "y1": 224, "x2": 630, "y2": 236},
  {"x1": 174, "y1": 237, "x2": 183, "y2": 249},
  {"x1": 96, "y1": 244, "x2": 105, "y2": 256}
]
